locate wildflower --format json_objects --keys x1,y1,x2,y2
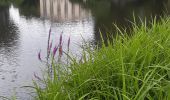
[
  {"x1": 48, "y1": 40, "x2": 53, "y2": 55},
  {"x1": 59, "y1": 32, "x2": 63, "y2": 57},
  {"x1": 59, "y1": 32, "x2": 63, "y2": 46},
  {"x1": 53, "y1": 45, "x2": 58, "y2": 59},
  {"x1": 49, "y1": 41, "x2": 52, "y2": 50},
  {"x1": 38, "y1": 50, "x2": 42, "y2": 61},
  {"x1": 68, "y1": 36, "x2": 70, "y2": 51},
  {"x1": 59, "y1": 45, "x2": 63, "y2": 57},
  {"x1": 47, "y1": 28, "x2": 52, "y2": 52}
]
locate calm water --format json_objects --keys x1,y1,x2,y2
[{"x1": 0, "y1": 0, "x2": 170, "y2": 99}]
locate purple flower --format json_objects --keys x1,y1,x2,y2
[
  {"x1": 53, "y1": 45, "x2": 58, "y2": 58},
  {"x1": 48, "y1": 40, "x2": 53, "y2": 54},
  {"x1": 59, "y1": 32, "x2": 63, "y2": 46},
  {"x1": 47, "y1": 28, "x2": 52, "y2": 52},
  {"x1": 68, "y1": 36, "x2": 70, "y2": 51},
  {"x1": 58, "y1": 33, "x2": 63, "y2": 57},
  {"x1": 50, "y1": 41, "x2": 53, "y2": 50},
  {"x1": 38, "y1": 50, "x2": 42, "y2": 61},
  {"x1": 59, "y1": 45, "x2": 63, "y2": 57},
  {"x1": 49, "y1": 28, "x2": 51, "y2": 35}
]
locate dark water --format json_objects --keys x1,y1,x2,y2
[{"x1": 0, "y1": 0, "x2": 170, "y2": 99}]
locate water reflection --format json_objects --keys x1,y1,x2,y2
[
  {"x1": 40, "y1": 0, "x2": 91, "y2": 22},
  {"x1": 0, "y1": 6, "x2": 19, "y2": 47},
  {"x1": 16, "y1": 0, "x2": 40, "y2": 18},
  {"x1": 0, "y1": 5, "x2": 20, "y2": 98},
  {"x1": 72, "y1": 0, "x2": 170, "y2": 44}
]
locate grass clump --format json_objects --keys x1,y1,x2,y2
[{"x1": 34, "y1": 17, "x2": 170, "y2": 100}]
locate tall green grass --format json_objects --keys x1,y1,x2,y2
[{"x1": 34, "y1": 17, "x2": 170, "y2": 100}]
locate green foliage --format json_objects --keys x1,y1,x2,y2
[
  {"x1": 0, "y1": 0, "x2": 23, "y2": 6},
  {"x1": 34, "y1": 17, "x2": 170, "y2": 100},
  {"x1": 0, "y1": 0, "x2": 11, "y2": 6}
]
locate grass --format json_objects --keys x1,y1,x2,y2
[{"x1": 33, "y1": 17, "x2": 170, "y2": 100}]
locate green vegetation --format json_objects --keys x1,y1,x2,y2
[
  {"x1": 34, "y1": 17, "x2": 170, "y2": 100},
  {"x1": 0, "y1": 0, "x2": 34, "y2": 7},
  {"x1": 0, "y1": 0, "x2": 12, "y2": 6},
  {"x1": 0, "y1": 0, "x2": 22, "y2": 7}
]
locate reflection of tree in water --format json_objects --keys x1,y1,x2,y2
[
  {"x1": 71, "y1": 0, "x2": 169, "y2": 45},
  {"x1": 15, "y1": 0, "x2": 40, "y2": 18},
  {"x1": 39, "y1": 0, "x2": 91, "y2": 22},
  {"x1": 0, "y1": 6, "x2": 19, "y2": 48}
]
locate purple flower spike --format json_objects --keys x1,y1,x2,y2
[
  {"x1": 59, "y1": 45, "x2": 63, "y2": 57},
  {"x1": 53, "y1": 46, "x2": 58, "y2": 58},
  {"x1": 50, "y1": 41, "x2": 53, "y2": 49},
  {"x1": 38, "y1": 50, "x2": 42, "y2": 61},
  {"x1": 68, "y1": 36, "x2": 70, "y2": 51},
  {"x1": 47, "y1": 28, "x2": 52, "y2": 51},
  {"x1": 48, "y1": 40, "x2": 53, "y2": 53},
  {"x1": 59, "y1": 32, "x2": 63, "y2": 46},
  {"x1": 49, "y1": 28, "x2": 51, "y2": 35}
]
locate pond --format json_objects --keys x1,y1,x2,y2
[{"x1": 0, "y1": 0, "x2": 170, "y2": 99}]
